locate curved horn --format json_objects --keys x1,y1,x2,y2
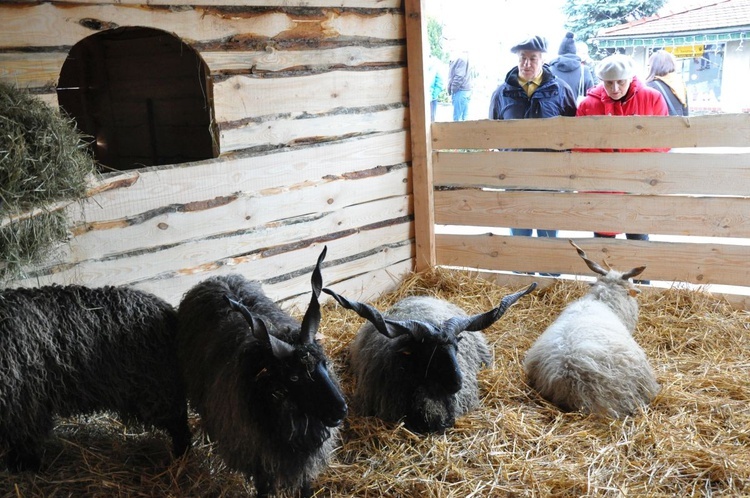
[
  {"x1": 445, "y1": 282, "x2": 537, "y2": 333},
  {"x1": 569, "y1": 239, "x2": 608, "y2": 276},
  {"x1": 322, "y1": 288, "x2": 415, "y2": 339},
  {"x1": 300, "y1": 246, "x2": 327, "y2": 344},
  {"x1": 622, "y1": 265, "x2": 647, "y2": 280},
  {"x1": 224, "y1": 296, "x2": 295, "y2": 358}
]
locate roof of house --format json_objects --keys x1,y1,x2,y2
[{"x1": 596, "y1": 0, "x2": 750, "y2": 48}]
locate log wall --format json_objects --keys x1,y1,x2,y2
[{"x1": 0, "y1": 0, "x2": 414, "y2": 310}]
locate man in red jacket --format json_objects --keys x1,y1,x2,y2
[{"x1": 576, "y1": 53, "x2": 668, "y2": 245}]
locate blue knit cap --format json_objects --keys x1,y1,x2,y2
[{"x1": 558, "y1": 32, "x2": 577, "y2": 55}]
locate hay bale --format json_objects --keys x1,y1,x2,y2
[
  {"x1": 1, "y1": 269, "x2": 748, "y2": 496},
  {"x1": 0, "y1": 81, "x2": 96, "y2": 279}
]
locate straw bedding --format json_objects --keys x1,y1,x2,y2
[{"x1": 1, "y1": 268, "x2": 748, "y2": 497}]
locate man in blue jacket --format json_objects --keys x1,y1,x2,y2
[
  {"x1": 489, "y1": 35, "x2": 576, "y2": 121},
  {"x1": 488, "y1": 35, "x2": 576, "y2": 243}
]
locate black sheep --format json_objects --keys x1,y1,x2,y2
[
  {"x1": 324, "y1": 283, "x2": 536, "y2": 433},
  {"x1": 177, "y1": 247, "x2": 347, "y2": 498},
  {"x1": 0, "y1": 284, "x2": 190, "y2": 472}
]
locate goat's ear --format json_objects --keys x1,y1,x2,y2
[
  {"x1": 622, "y1": 265, "x2": 646, "y2": 280},
  {"x1": 322, "y1": 288, "x2": 413, "y2": 338},
  {"x1": 300, "y1": 246, "x2": 327, "y2": 344},
  {"x1": 569, "y1": 239, "x2": 609, "y2": 276},
  {"x1": 225, "y1": 296, "x2": 295, "y2": 358},
  {"x1": 249, "y1": 318, "x2": 295, "y2": 359},
  {"x1": 448, "y1": 282, "x2": 537, "y2": 333},
  {"x1": 267, "y1": 333, "x2": 296, "y2": 359}
]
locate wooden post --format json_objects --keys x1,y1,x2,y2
[{"x1": 404, "y1": 0, "x2": 436, "y2": 272}]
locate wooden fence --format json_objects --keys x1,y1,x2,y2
[{"x1": 422, "y1": 114, "x2": 750, "y2": 309}]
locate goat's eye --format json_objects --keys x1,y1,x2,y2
[{"x1": 290, "y1": 374, "x2": 300, "y2": 382}]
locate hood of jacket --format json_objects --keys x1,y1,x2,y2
[
  {"x1": 549, "y1": 54, "x2": 582, "y2": 73},
  {"x1": 654, "y1": 72, "x2": 688, "y2": 106}
]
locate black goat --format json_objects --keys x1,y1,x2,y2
[
  {"x1": 177, "y1": 247, "x2": 347, "y2": 497},
  {"x1": 323, "y1": 282, "x2": 536, "y2": 433}
]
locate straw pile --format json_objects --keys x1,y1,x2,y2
[
  {"x1": 0, "y1": 82, "x2": 96, "y2": 279},
  {"x1": 2, "y1": 268, "x2": 748, "y2": 497}
]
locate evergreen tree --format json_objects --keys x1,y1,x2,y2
[
  {"x1": 563, "y1": 0, "x2": 667, "y2": 58},
  {"x1": 427, "y1": 17, "x2": 447, "y2": 63}
]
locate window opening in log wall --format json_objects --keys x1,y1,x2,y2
[{"x1": 57, "y1": 27, "x2": 219, "y2": 171}]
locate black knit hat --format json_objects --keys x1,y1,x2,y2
[
  {"x1": 510, "y1": 35, "x2": 548, "y2": 54},
  {"x1": 558, "y1": 32, "x2": 577, "y2": 55}
]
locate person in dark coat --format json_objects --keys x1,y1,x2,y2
[
  {"x1": 548, "y1": 32, "x2": 595, "y2": 104},
  {"x1": 488, "y1": 35, "x2": 576, "y2": 245},
  {"x1": 448, "y1": 50, "x2": 473, "y2": 121},
  {"x1": 489, "y1": 35, "x2": 577, "y2": 121}
]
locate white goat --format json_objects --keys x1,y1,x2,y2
[{"x1": 523, "y1": 240, "x2": 660, "y2": 418}]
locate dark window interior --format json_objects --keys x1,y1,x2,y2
[{"x1": 57, "y1": 27, "x2": 219, "y2": 171}]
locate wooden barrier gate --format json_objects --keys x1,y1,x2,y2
[{"x1": 421, "y1": 115, "x2": 750, "y2": 309}]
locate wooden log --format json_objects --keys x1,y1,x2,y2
[
  {"x1": 50, "y1": 224, "x2": 414, "y2": 306},
  {"x1": 25, "y1": 0, "x2": 402, "y2": 7},
  {"x1": 213, "y1": 68, "x2": 406, "y2": 124},
  {"x1": 0, "y1": 53, "x2": 66, "y2": 89},
  {"x1": 69, "y1": 170, "x2": 411, "y2": 257},
  {"x1": 433, "y1": 149, "x2": 750, "y2": 196},
  {"x1": 435, "y1": 234, "x2": 750, "y2": 288},
  {"x1": 432, "y1": 115, "x2": 750, "y2": 150},
  {"x1": 219, "y1": 105, "x2": 407, "y2": 153},
  {"x1": 73, "y1": 132, "x2": 410, "y2": 222},
  {"x1": 0, "y1": 4, "x2": 403, "y2": 49},
  {"x1": 279, "y1": 248, "x2": 414, "y2": 312},
  {"x1": 404, "y1": 0, "x2": 434, "y2": 272},
  {"x1": 434, "y1": 189, "x2": 750, "y2": 238},
  {"x1": 146, "y1": 242, "x2": 414, "y2": 308},
  {"x1": 0, "y1": 45, "x2": 404, "y2": 90},
  {"x1": 202, "y1": 45, "x2": 405, "y2": 74},
  {"x1": 35, "y1": 213, "x2": 410, "y2": 287}
]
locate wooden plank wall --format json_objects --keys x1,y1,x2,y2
[
  {"x1": 0, "y1": 0, "x2": 415, "y2": 310},
  {"x1": 430, "y1": 115, "x2": 750, "y2": 309}
]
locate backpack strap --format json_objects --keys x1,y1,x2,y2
[
  {"x1": 653, "y1": 80, "x2": 680, "y2": 116},
  {"x1": 578, "y1": 67, "x2": 585, "y2": 97}
]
